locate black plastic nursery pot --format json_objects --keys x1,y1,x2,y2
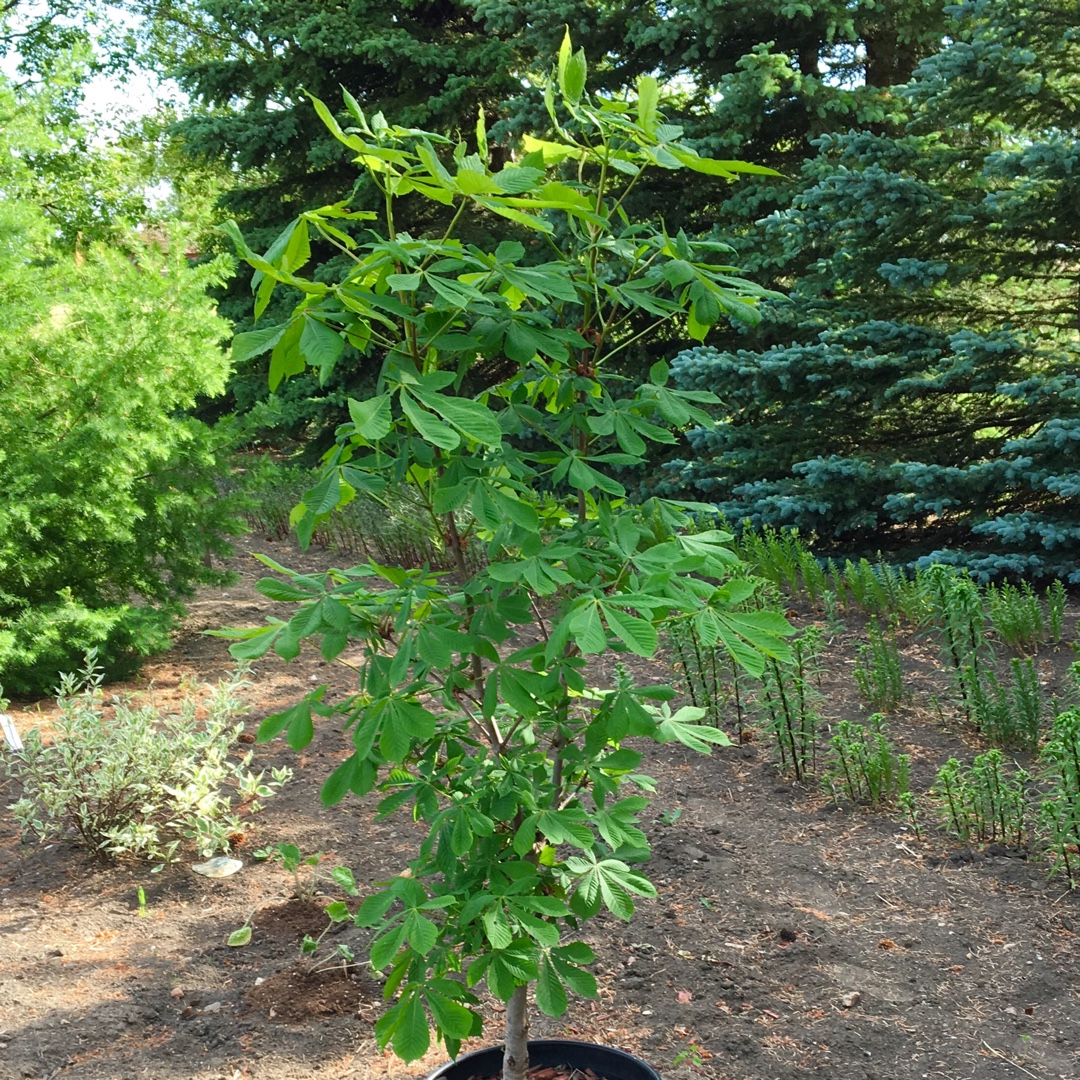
[{"x1": 424, "y1": 1039, "x2": 661, "y2": 1080}]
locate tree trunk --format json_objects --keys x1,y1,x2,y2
[{"x1": 503, "y1": 984, "x2": 530, "y2": 1080}]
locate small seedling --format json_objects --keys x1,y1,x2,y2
[
  {"x1": 673, "y1": 1044, "x2": 706, "y2": 1068},
  {"x1": 657, "y1": 808, "x2": 684, "y2": 826},
  {"x1": 298, "y1": 903, "x2": 356, "y2": 973},
  {"x1": 897, "y1": 791, "x2": 922, "y2": 840},
  {"x1": 229, "y1": 844, "x2": 359, "y2": 950},
  {"x1": 136, "y1": 887, "x2": 148, "y2": 917}
]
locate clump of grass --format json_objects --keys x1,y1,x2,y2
[
  {"x1": 822, "y1": 715, "x2": 910, "y2": 807},
  {"x1": 853, "y1": 616, "x2": 906, "y2": 711},
  {"x1": 987, "y1": 580, "x2": 1044, "y2": 652},
  {"x1": 958, "y1": 656, "x2": 1044, "y2": 750}
]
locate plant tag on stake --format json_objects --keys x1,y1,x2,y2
[{"x1": 0, "y1": 714, "x2": 22, "y2": 751}]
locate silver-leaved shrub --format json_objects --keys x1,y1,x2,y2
[{"x1": 3, "y1": 654, "x2": 290, "y2": 865}]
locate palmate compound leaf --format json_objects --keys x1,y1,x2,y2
[
  {"x1": 566, "y1": 855, "x2": 657, "y2": 921},
  {"x1": 467, "y1": 940, "x2": 539, "y2": 1001},
  {"x1": 655, "y1": 705, "x2": 732, "y2": 754}
]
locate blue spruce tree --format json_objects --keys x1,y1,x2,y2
[{"x1": 665, "y1": 0, "x2": 1080, "y2": 580}]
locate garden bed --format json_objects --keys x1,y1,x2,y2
[{"x1": 2, "y1": 534, "x2": 1079, "y2": 1080}]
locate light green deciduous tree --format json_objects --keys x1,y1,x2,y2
[{"x1": 224, "y1": 34, "x2": 791, "y2": 1079}]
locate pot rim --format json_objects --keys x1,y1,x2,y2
[{"x1": 423, "y1": 1037, "x2": 660, "y2": 1080}]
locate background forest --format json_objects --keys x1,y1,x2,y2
[{"x1": 1, "y1": 0, "x2": 1078, "y2": 694}]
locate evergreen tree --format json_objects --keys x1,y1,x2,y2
[
  {"x1": 665, "y1": 0, "x2": 1080, "y2": 580},
  {"x1": 129, "y1": 0, "x2": 946, "y2": 441},
  {"x1": 0, "y1": 75, "x2": 242, "y2": 694},
  {"x1": 126, "y1": 0, "x2": 546, "y2": 440}
]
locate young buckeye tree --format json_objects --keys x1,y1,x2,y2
[{"x1": 223, "y1": 33, "x2": 791, "y2": 1078}]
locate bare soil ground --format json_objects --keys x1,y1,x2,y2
[{"x1": 2, "y1": 535, "x2": 1079, "y2": 1080}]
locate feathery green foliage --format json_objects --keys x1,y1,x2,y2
[{"x1": 0, "y1": 77, "x2": 242, "y2": 694}]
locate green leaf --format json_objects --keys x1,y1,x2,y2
[
  {"x1": 491, "y1": 487, "x2": 539, "y2": 531},
  {"x1": 551, "y1": 947, "x2": 599, "y2": 998},
  {"x1": 227, "y1": 926, "x2": 252, "y2": 947},
  {"x1": 514, "y1": 910, "x2": 560, "y2": 948},
  {"x1": 393, "y1": 991, "x2": 430, "y2": 1062},
  {"x1": 521, "y1": 134, "x2": 578, "y2": 165},
  {"x1": 232, "y1": 324, "x2": 287, "y2": 364},
  {"x1": 563, "y1": 47, "x2": 587, "y2": 104},
  {"x1": 400, "y1": 393, "x2": 460, "y2": 450},
  {"x1": 404, "y1": 909, "x2": 439, "y2": 956},
  {"x1": 299, "y1": 316, "x2": 345, "y2": 380},
  {"x1": 303, "y1": 470, "x2": 342, "y2": 517},
  {"x1": 476, "y1": 105, "x2": 488, "y2": 163},
  {"x1": 556, "y1": 27, "x2": 573, "y2": 93},
  {"x1": 255, "y1": 577, "x2": 310, "y2": 602},
  {"x1": 370, "y1": 922, "x2": 408, "y2": 970},
  {"x1": 656, "y1": 708, "x2": 732, "y2": 754},
  {"x1": 482, "y1": 909, "x2": 514, "y2": 950},
  {"x1": 348, "y1": 395, "x2": 393, "y2": 441},
  {"x1": 494, "y1": 166, "x2": 545, "y2": 194},
  {"x1": 426, "y1": 990, "x2": 476, "y2": 1040},
  {"x1": 451, "y1": 810, "x2": 474, "y2": 857},
  {"x1": 321, "y1": 754, "x2": 359, "y2": 806},
  {"x1": 286, "y1": 701, "x2": 314, "y2": 750},
  {"x1": 356, "y1": 889, "x2": 397, "y2": 928},
  {"x1": 602, "y1": 605, "x2": 658, "y2": 657},
  {"x1": 599, "y1": 748, "x2": 643, "y2": 772},
  {"x1": 536, "y1": 956, "x2": 569, "y2": 1017},
  {"x1": 570, "y1": 602, "x2": 607, "y2": 655},
  {"x1": 258, "y1": 698, "x2": 315, "y2": 746},
  {"x1": 331, "y1": 866, "x2": 359, "y2": 896},
  {"x1": 227, "y1": 624, "x2": 282, "y2": 661},
  {"x1": 637, "y1": 76, "x2": 659, "y2": 134},
  {"x1": 412, "y1": 388, "x2": 502, "y2": 448},
  {"x1": 268, "y1": 319, "x2": 304, "y2": 391},
  {"x1": 308, "y1": 92, "x2": 365, "y2": 152}
]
